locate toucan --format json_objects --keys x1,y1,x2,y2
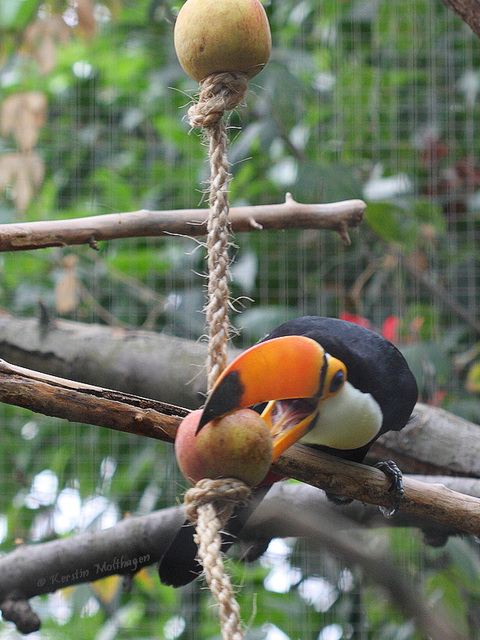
[{"x1": 158, "y1": 316, "x2": 418, "y2": 587}]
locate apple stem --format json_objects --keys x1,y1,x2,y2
[
  {"x1": 184, "y1": 478, "x2": 252, "y2": 640},
  {"x1": 188, "y1": 71, "x2": 249, "y2": 393}
]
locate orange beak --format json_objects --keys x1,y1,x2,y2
[{"x1": 197, "y1": 336, "x2": 346, "y2": 460}]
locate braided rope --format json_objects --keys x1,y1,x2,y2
[
  {"x1": 186, "y1": 73, "x2": 251, "y2": 640},
  {"x1": 188, "y1": 72, "x2": 248, "y2": 392},
  {"x1": 185, "y1": 479, "x2": 251, "y2": 640}
]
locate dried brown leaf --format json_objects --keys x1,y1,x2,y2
[
  {"x1": 0, "y1": 151, "x2": 45, "y2": 214},
  {"x1": 0, "y1": 92, "x2": 47, "y2": 151},
  {"x1": 34, "y1": 36, "x2": 58, "y2": 75},
  {"x1": 22, "y1": 20, "x2": 43, "y2": 50},
  {"x1": 46, "y1": 15, "x2": 71, "y2": 44},
  {"x1": 55, "y1": 255, "x2": 80, "y2": 314},
  {"x1": 26, "y1": 151, "x2": 45, "y2": 188},
  {"x1": 13, "y1": 164, "x2": 34, "y2": 215},
  {"x1": 0, "y1": 154, "x2": 16, "y2": 190},
  {"x1": 1, "y1": 95, "x2": 21, "y2": 138},
  {"x1": 75, "y1": 0, "x2": 97, "y2": 38},
  {"x1": 23, "y1": 16, "x2": 71, "y2": 75}
]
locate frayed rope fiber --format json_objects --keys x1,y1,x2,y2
[
  {"x1": 185, "y1": 72, "x2": 251, "y2": 640},
  {"x1": 188, "y1": 72, "x2": 248, "y2": 394},
  {"x1": 185, "y1": 479, "x2": 252, "y2": 640}
]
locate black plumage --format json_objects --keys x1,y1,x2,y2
[
  {"x1": 158, "y1": 316, "x2": 418, "y2": 587},
  {"x1": 262, "y1": 316, "x2": 418, "y2": 462}
]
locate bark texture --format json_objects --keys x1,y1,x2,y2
[
  {"x1": 440, "y1": 0, "x2": 480, "y2": 37},
  {"x1": 0, "y1": 313, "x2": 209, "y2": 409},
  {"x1": 0, "y1": 196, "x2": 365, "y2": 251},
  {"x1": 0, "y1": 314, "x2": 479, "y2": 478}
]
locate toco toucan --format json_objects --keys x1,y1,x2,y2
[{"x1": 158, "y1": 316, "x2": 418, "y2": 587}]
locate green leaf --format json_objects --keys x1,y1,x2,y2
[
  {"x1": 445, "y1": 538, "x2": 480, "y2": 595},
  {"x1": 364, "y1": 202, "x2": 412, "y2": 245},
  {"x1": 0, "y1": 0, "x2": 39, "y2": 30},
  {"x1": 411, "y1": 199, "x2": 447, "y2": 234}
]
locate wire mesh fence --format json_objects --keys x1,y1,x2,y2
[{"x1": 1, "y1": 0, "x2": 480, "y2": 637}]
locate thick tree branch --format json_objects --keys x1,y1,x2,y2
[
  {"x1": 0, "y1": 481, "x2": 470, "y2": 639},
  {"x1": 242, "y1": 480, "x2": 480, "y2": 545},
  {"x1": 369, "y1": 402, "x2": 480, "y2": 477},
  {"x1": 0, "y1": 358, "x2": 480, "y2": 538},
  {"x1": 0, "y1": 503, "x2": 186, "y2": 628},
  {"x1": 1, "y1": 479, "x2": 477, "y2": 602},
  {"x1": 1, "y1": 314, "x2": 479, "y2": 477},
  {"x1": 0, "y1": 195, "x2": 365, "y2": 252},
  {"x1": 0, "y1": 359, "x2": 185, "y2": 443},
  {"x1": 440, "y1": 0, "x2": 480, "y2": 38},
  {"x1": 242, "y1": 487, "x2": 462, "y2": 640},
  {"x1": 0, "y1": 313, "x2": 210, "y2": 409},
  {"x1": 273, "y1": 444, "x2": 480, "y2": 536}
]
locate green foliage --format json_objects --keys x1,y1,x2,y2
[
  {"x1": 365, "y1": 200, "x2": 446, "y2": 249},
  {"x1": 1, "y1": 0, "x2": 480, "y2": 638},
  {"x1": 0, "y1": 0, "x2": 40, "y2": 30}
]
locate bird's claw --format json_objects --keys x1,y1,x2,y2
[{"x1": 375, "y1": 460, "x2": 404, "y2": 518}]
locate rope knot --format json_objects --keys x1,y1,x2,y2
[
  {"x1": 183, "y1": 478, "x2": 252, "y2": 640},
  {"x1": 188, "y1": 71, "x2": 249, "y2": 130},
  {"x1": 185, "y1": 477, "x2": 252, "y2": 528}
]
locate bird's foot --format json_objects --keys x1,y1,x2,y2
[{"x1": 375, "y1": 460, "x2": 404, "y2": 518}]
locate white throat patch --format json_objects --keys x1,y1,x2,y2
[{"x1": 299, "y1": 381, "x2": 383, "y2": 450}]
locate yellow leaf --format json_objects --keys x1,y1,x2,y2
[
  {"x1": 91, "y1": 574, "x2": 122, "y2": 604},
  {"x1": 134, "y1": 567, "x2": 156, "y2": 592},
  {"x1": 466, "y1": 361, "x2": 480, "y2": 393}
]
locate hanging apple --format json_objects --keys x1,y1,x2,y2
[
  {"x1": 174, "y1": 0, "x2": 271, "y2": 82},
  {"x1": 175, "y1": 408, "x2": 273, "y2": 486}
]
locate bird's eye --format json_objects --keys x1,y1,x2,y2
[{"x1": 329, "y1": 370, "x2": 345, "y2": 394}]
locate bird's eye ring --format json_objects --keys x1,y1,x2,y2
[{"x1": 328, "y1": 369, "x2": 345, "y2": 394}]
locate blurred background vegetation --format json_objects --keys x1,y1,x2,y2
[{"x1": 2, "y1": 0, "x2": 480, "y2": 638}]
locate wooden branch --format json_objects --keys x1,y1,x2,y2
[
  {"x1": 369, "y1": 402, "x2": 480, "y2": 477},
  {"x1": 1, "y1": 478, "x2": 477, "y2": 601},
  {"x1": 0, "y1": 480, "x2": 478, "y2": 604},
  {"x1": 0, "y1": 314, "x2": 211, "y2": 409},
  {"x1": 0, "y1": 503, "x2": 186, "y2": 632},
  {"x1": 242, "y1": 478, "x2": 480, "y2": 543},
  {"x1": 1, "y1": 313, "x2": 479, "y2": 477},
  {"x1": 0, "y1": 480, "x2": 468, "y2": 638},
  {"x1": 0, "y1": 359, "x2": 186, "y2": 443},
  {"x1": 0, "y1": 195, "x2": 365, "y2": 252},
  {"x1": 272, "y1": 445, "x2": 480, "y2": 537},
  {"x1": 440, "y1": 0, "x2": 480, "y2": 38},
  {"x1": 242, "y1": 487, "x2": 462, "y2": 640},
  {"x1": 0, "y1": 357, "x2": 480, "y2": 538}
]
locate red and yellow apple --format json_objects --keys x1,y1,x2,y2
[{"x1": 175, "y1": 408, "x2": 273, "y2": 486}]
